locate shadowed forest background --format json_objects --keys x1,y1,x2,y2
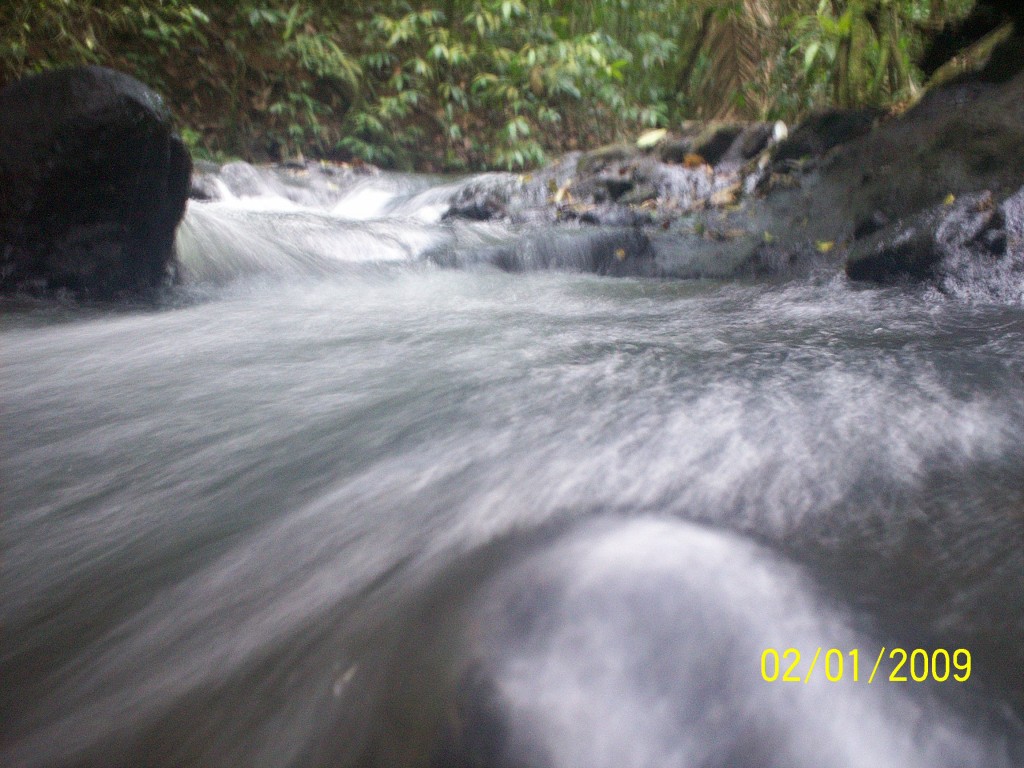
[{"x1": 0, "y1": 1, "x2": 996, "y2": 169}]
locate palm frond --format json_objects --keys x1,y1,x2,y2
[{"x1": 691, "y1": 0, "x2": 787, "y2": 117}]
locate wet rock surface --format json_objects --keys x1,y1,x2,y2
[
  {"x1": 0, "y1": 66, "x2": 191, "y2": 300},
  {"x1": 809, "y1": 73, "x2": 1024, "y2": 238},
  {"x1": 428, "y1": 227, "x2": 662, "y2": 277},
  {"x1": 847, "y1": 192, "x2": 1003, "y2": 282},
  {"x1": 424, "y1": 68, "x2": 1024, "y2": 286},
  {"x1": 847, "y1": 187, "x2": 1024, "y2": 301}
]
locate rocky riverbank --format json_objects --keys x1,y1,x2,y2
[
  {"x1": 191, "y1": 65, "x2": 1024, "y2": 297},
  {"x1": 3, "y1": 60, "x2": 1024, "y2": 301},
  {"x1": 487, "y1": 66, "x2": 1024, "y2": 293}
]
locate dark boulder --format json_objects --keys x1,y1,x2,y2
[
  {"x1": 813, "y1": 70, "x2": 1024, "y2": 241},
  {"x1": 772, "y1": 108, "x2": 880, "y2": 168},
  {"x1": 0, "y1": 66, "x2": 191, "y2": 300},
  {"x1": 747, "y1": 69, "x2": 1024, "y2": 286},
  {"x1": 690, "y1": 122, "x2": 744, "y2": 166}
]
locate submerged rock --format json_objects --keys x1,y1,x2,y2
[
  {"x1": 0, "y1": 66, "x2": 191, "y2": 300},
  {"x1": 189, "y1": 161, "x2": 223, "y2": 202},
  {"x1": 428, "y1": 227, "x2": 661, "y2": 277}
]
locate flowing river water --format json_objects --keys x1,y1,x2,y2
[{"x1": 2, "y1": 168, "x2": 1024, "y2": 767}]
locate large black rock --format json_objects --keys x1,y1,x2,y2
[
  {"x1": 0, "y1": 66, "x2": 191, "y2": 300},
  {"x1": 771, "y1": 108, "x2": 880, "y2": 168}
]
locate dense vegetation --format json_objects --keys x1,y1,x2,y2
[{"x1": 0, "y1": 1, "x2": 980, "y2": 170}]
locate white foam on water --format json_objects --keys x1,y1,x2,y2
[
  {"x1": 175, "y1": 201, "x2": 448, "y2": 283},
  {"x1": 330, "y1": 180, "x2": 404, "y2": 220},
  {"x1": 461, "y1": 518, "x2": 1010, "y2": 768}
]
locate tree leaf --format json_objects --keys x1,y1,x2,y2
[
  {"x1": 804, "y1": 41, "x2": 820, "y2": 73},
  {"x1": 636, "y1": 128, "x2": 667, "y2": 149}
]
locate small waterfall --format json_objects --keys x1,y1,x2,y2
[
  {"x1": 175, "y1": 201, "x2": 446, "y2": 283},
  {"x1": 177, "y1": 168, "x2": 669, "y2": 284}
]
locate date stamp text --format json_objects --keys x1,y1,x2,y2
[{"x1": 761, "y1": 647, "x2": 971, "y2": 684}]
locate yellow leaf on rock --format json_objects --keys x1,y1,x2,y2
[
  {"x1": 636, "y1": 128, "x2": 668, "y2": 149},
  {"x1": 709, "y1": 187, "x2": 738, "y2": 207},
  {"x1": 816, "y1": 240, "x2": 835, "y2": 253}
]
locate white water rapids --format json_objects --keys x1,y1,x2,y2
[{"x1": 2, "y1": 168, "x2": 1023, "y2": 767}]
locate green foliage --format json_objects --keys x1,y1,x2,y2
[
  {"x1": 775, "y1": 0, "x2": 976, "y2": 112},
  {"x1": 0, "y1": 0, "x2": 988, "y2": 170},
  {"x1": 784, "y1": 0, "x2": 919, "y2": 109},
  {"x1": 0, "y1": 1, "x2": 210, "y2": 78},
  {"x1": 337, "y1": 1, "x2": 653, "y2": 169}
]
